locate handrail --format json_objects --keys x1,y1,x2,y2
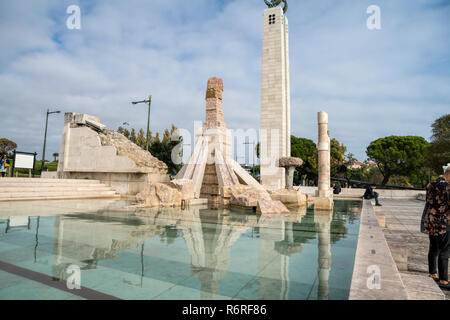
[{"x1": 330, "y1": 177, "x2": 425, "y2": 191}]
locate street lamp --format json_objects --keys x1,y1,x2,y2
[
  {"x1": 243, "y1": 141, "x2": 256, "y2": 168},
  {"x1": 131, "y1": 95, "x2": 152, "y2": 151},
  {"x1": 41, "y1": 108, "x2": 60, "y2": 174}
]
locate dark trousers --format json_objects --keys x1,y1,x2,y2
[
  {"x1": 428, "y1": 232, "x2": 449, "y2": 281},
  {"x1": 1, "y1": 172, "x2": 5, "y2": 177},
  {"x1": 373, "y1": 191, "x2": 380, "y2": 205}
]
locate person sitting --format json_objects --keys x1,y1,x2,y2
[
  {"x1": 333, "y1": 183, "x2": 341, "y2": 195},
  {"x1": 363, "y1": 184, "x2": 381, "y2": 206}
]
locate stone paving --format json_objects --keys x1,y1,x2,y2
[
  {"x1": 349, "y1": 200, "x2": 409, "y2": 300},
  {"x1": 374, "y1": 199, "x2": 448, "y2": 300}
]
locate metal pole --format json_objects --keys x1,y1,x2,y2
[
  {"x1": 243, "y1": 141, "x2": 255, "y2": 168},
  {"x1": 132, "y1": 95, "x2": 152, "y2": 152},
  {"x1": 251, "y1": 141, "x2": 255, "y2": 168},
  {"x1": 41, "y1": 109, "x2": 49, "y2": 174},
  {"x1": 146, "y1": 96, "x2": 152, "y2": 151}
]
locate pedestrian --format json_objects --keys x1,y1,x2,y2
[
  {"x1": 363, "y1": 184, "x2": 381, "y2": 206},
  {"x1": 421, "y1": 166, "x2": 450, "y2": 289},
  {"x1": 0, "y1": 154, "x2": 10, "y2": 177},
  {"x1": 333, "y1": 183, "x2": 341, "y2": 195}
]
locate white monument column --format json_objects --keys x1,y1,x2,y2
[
  {"x1": 317, "y1": 111, "x2": 331, "y2": 198},
  {"x1": 260, "y1": 5, "x2": 291, "y2": 190},
  {"x1": 314, "y1": 111, "x2": 334, "y2": 210}
]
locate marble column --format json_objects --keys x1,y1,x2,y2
[
  {"x1": 317, "y1": 111, "x2": 331, "y2": 197},
  {"x1": 285, "y1": 167, "x2": 295, "y2": 190},
  {"x1": 314, "y1": 111, "x2": 333, "y2": 210}
]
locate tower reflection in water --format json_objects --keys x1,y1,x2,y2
[{"x1": 47, "y1": 200, "x2": 359, "y2": 300}]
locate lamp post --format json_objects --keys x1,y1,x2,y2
[
  {"x1": 131, "y1": 95, "x2": 152, "y2": 151},
  {"x1": 243, "y1": 141, "x2": 256, "y2": 168},
  {"x1": 41, "y1": 108, "x2": 60, "y2": 174}
]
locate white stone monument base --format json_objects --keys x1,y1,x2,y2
[
  {"x1": 313, "y1": 197, "x2": 334, "y2": 211},
  {"x1": 59, "y1": 171, "x2": 168, "y2": 196}
]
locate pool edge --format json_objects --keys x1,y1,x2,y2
[{"x1": 348, "y1": 200, "x2": 409, "y2": 300}]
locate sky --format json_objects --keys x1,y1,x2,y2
[{"x1": 0, "y1": 0, "x2": 449, "y2": 163}]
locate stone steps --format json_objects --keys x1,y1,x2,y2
[
  {"x1": 1, "y1": 186, "x2": 113, "y2": 193},
  {"x1": 0, "y1": 183, "x2": 108, "y2": 188},
  {"x1": 0, "y1": 178, "x2": 119, "y2": 201},
  {"x1": 0, "y1": 178, "x2": 102, "y2": 184}
]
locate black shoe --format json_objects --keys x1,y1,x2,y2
[
  {"x1": 438, "y1": 282, "x2": 450, "y2": 290},
  {"x1": 430, "y1": 276, "x2": 439, "y2": 282},
  {"x1": 375, "y1": 203, "x2": 382, "y2": 206}
]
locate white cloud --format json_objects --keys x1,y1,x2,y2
[{"x1": 0, "y1": 0, "x2": 449, "y2": 163}]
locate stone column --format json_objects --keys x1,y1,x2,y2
[
  {"x1": 204, "y1": 78, "x2": 225, "y2": 129},
  {"x1": 314, "y1": 111, "x2": 333, "y2": 210},
  {"x1": 260, "y1": 6, "x2": 291, "y2": 190},
  {"x1": 285, "y1": 167, "x2": 295, "y2": 190},
  {"x1": 279, "y1": 157, "x2": 303, "y2": 190},
  {"x1": 317, "y1": 111, "x2": 330, "y2": 197}
]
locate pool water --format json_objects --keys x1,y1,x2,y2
[{"x1": 0, "y1": 199, "x2": 361, "y2": 300}]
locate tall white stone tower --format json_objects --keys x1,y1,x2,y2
[{"x1": 260, "y1": 2, "x2": 291, "y2": 190}]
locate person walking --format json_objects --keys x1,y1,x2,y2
[
  {"x1": 421, "y1": 167, "x2": 450, "y2": 290},
  {"x1": 0, "y1": 155, "x2": 10, "y2": 177},
  {"x1": 363, "y1": 184, "x2": 381, "y2": 206}
]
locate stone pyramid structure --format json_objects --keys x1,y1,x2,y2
[{"x1": 175, "y1": 77, "x2": 265, "y2": 206}]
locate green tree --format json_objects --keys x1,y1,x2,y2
[
  {"x1": 425, "y1": 114, "x2": 450, "y2": 174},
  {"x1": 366, "y1": 136, "x2": 430, "y2": 186},
  {"x1": 118, "y1": 124, "x2": 182, "y2": 176},
  {"x1": 136, "y1": 129, "x2": 147, "y2": 149},
  {"x1": 330, "y1": 138, "x2": 347, "y2": 177},
  {"x1": 149, "y1": 128, "x2": 182, "y2": 176},
  {"x1": 347, "y1": 167, "x2": 365, "y2": 181},
  {"x1": 130, "y1": 128, "x2": 137, "y2": 143},
  {"x1": 0, "y1": 138, "x2": 17, "y2": 156},
  {"x1": 290, "y1": 136, "x2": 317, "y2": 184},
  {"x1": 117, "y1": 126, "x2": 130, "y2": 139},
  {"x1": 256, "y1": 142, "x2": 260, "y2": 159},
  {"x1": 162, "y1": 129, "x2": 171, "y2": 143},
  {"x1": 52, "y1": 153, "x2": 59, "y2": 162},
  {"x1": 153, "y1": 132, "x2": 161, "y2": 143}
]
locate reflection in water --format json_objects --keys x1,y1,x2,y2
[
  {"x1": 5, "y1": 216, "x2": 30, "y2": 233},
  {"x1": 181, "y1": 210, "x2": 258, "y2": 300},
  {"x1": 0, "y1": 200, "x2": 361, "y2": 300},
  {"x1": 314, "y1": 210, "x2": 332, "y2": 300},
  {"x1": 257, "y1": 207, "x2": 306, "y2": 299}
]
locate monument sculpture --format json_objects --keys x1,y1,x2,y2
[
  {"x1": 175, "y1": 78, "x2": 262, "y2": 202},
  {"x1": 173, "y1": 77, "x2": 291, "y2": 213},
  {"x1": 279, "y1": 157, "x2": 303, "y2": 190},
  {"x1": 260, "y1": 0, "x2": 291, "y2": 190},
  {"x1": 314, "y1": 111, "x2": 334, "y2": 210},
  {"x1": 57, "y1": 113, "x2": 169, "y2": 195},
  {"x1": 264, "y1": 0, "x2": 288, "y2": 13}
]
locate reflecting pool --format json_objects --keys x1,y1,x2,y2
[{"x1": 0, "y1": 199, "x2": 361, "y2": 300}]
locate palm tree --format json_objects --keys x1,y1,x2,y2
[{"x1": 53, "y1": 153, "x2": 59, "y2": 162}]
